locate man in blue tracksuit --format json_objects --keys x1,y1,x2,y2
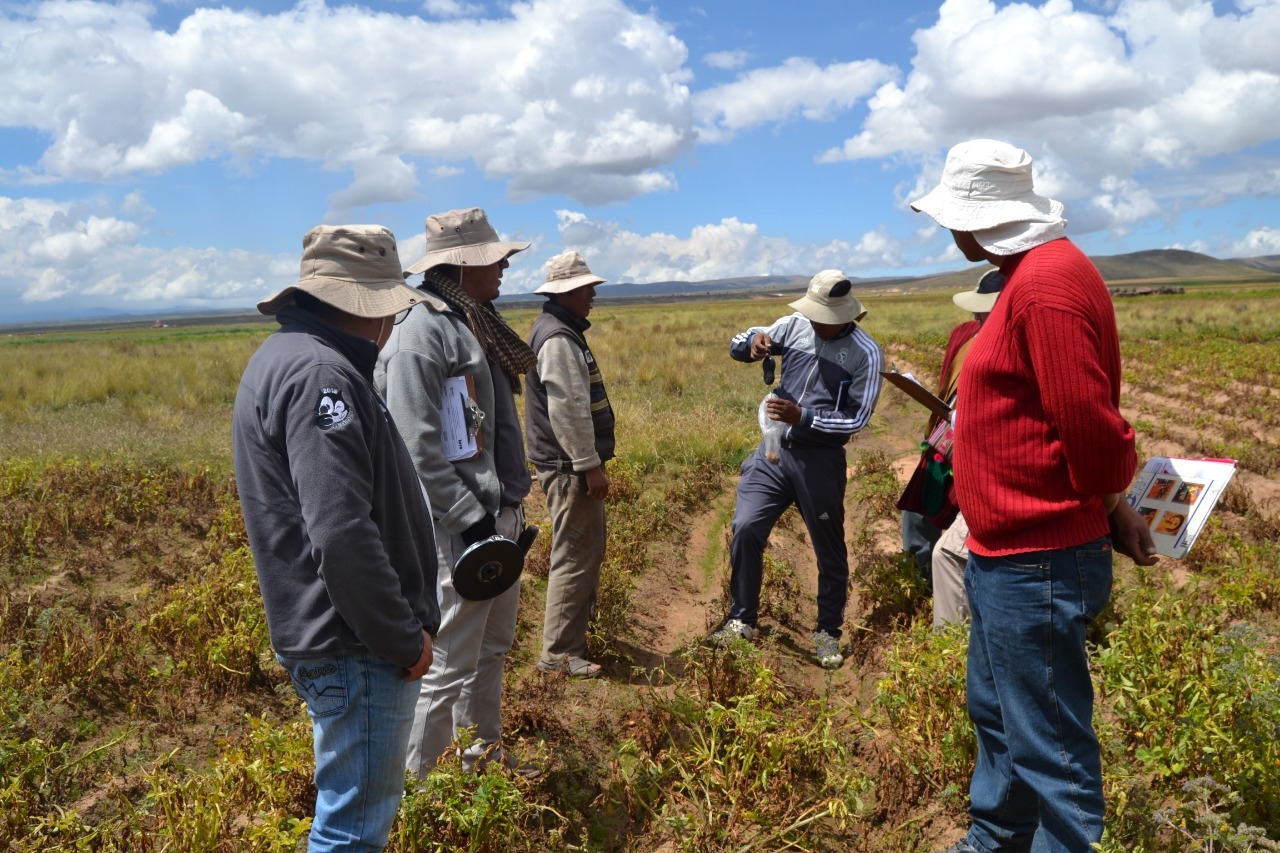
[{"x1": 712, "y1": 270, "x2": 884, "y2": 669}]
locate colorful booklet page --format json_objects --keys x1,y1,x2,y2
[{"x1": 1125, "y1": 456, "x2": 1237, "y2": 559}]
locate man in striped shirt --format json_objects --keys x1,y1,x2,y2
[{"x1": 711, "y1": 270, "x2": 884, "y2": 669}]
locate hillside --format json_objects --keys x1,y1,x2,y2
[
  {"x1": 594, "y1": 248, "x2": 1280, "y2": 302},
  {"x1": 6, "y1": 250, "x2": 1279, "y2": 335},
  {"x1": 1230, "y1": 254, "x2": 1280, "y2": 274},
  {"x1": 1092, "y1": 248, "x2": 1272, "y2": 281}
]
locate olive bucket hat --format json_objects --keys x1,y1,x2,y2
[
  {"x1": 403, "y1": 208, "x2": 531, "y2": 276},
  {"x1": 788, "y1": 270, "x2": 868, "y2": 325},
  {"x1": 257, "y1": 224, "x2": 424, "y2": 318},
  {"x1": 534, "y1": 250, "x2": 607, "y2": 295},
  {"x1": 953, "y1": 268, "x2": 1007, "y2": 314}
]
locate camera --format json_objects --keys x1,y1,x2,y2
[{"x1": 761, "y1": 342, "x2": 784, "y2": 385}]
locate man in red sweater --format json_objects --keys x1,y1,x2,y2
[{"x1": 911, "y1": 139, "x2": 1157, "y2": 853}]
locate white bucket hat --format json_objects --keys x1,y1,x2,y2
[
  {"x1": 953, "y1": 268, "x2": 1006, "y2": 314},
  {"x1": 534, "y1": 250, "x2": 607, "y2": 295},
  {"x1": 911, "y1": 139, "x2": 1065, "y2": 232},
  {"x1": 403, "y1": 207, "x2": 531, "y2": 276},
  {"x1": 257, "y1": 224, "x2": 424, "y2": 318},
  {"x1": 789, "y1": 270, "x2": 868, "y2": 325}
]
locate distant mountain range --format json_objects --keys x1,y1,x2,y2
[
  {"x1": 594, "y1": 249, "x2": 1280, "y2": 301},
  {"x1": 4, "y1": 249, "x2": 1279, "y2": 330}
]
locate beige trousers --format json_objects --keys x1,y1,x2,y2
[
  {"x1": 932, "y1": 512, "x2": 971, "y2": 628},
  {"x1": 406, "y1": 504, "x2": 522, "y2": 775},
  {"x1": 537, "y1": 468, "x2": 607, "y2": 665}
]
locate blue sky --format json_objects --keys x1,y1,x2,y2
[{"x1": 2, "y1": 0, "x2": 1278, "y2": 322}]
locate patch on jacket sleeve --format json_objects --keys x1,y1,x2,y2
[{"x1": 316, "y1": 388, "x2": 353, "y2": 430}]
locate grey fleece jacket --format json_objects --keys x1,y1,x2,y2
[
  {"x1": 376, "y1": 297, "x2": 510, "y2": 536},
  {"x1": 232, "y1": 306, "x2": 439, "y2": 668}
]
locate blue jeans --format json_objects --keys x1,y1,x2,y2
[
  {"x1": 962, "y1": 538, "x2": 1113, "y2": 853},
  {"x1": 902, "y1": 509, "x2": 942, "y2": 581},
  {"x1": 277, "y1": 653, "x2": 419, "y2": 852}
]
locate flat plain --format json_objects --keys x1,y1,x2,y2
[{"x1": 2, "y1": 280, "x2": 1278, "y2": 851}]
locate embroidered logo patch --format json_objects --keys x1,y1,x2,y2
[
  {"x1": 316, "y1": 389, "x2": 352, "y2": 430},
  {"x1": 837, "y1": 349, "x2": 848, "y2": 365},
  {"x1": 298, "y1": 663, "x2": 338, "y2": 680}
]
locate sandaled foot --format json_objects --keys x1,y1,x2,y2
[{"x1": 537, "y1": 655, "x2": 602, "y2": 678}]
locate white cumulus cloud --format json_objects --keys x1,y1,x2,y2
[
  {"x1": 1230, "y1": 227, "x2": 1280, "y2": 257},
  {"x1": 0, "y1": 0, "x2": 695, "y2": 210},
  {"x1": 551, "y1": 209, "x2": 906, "y2": 282},
  {"x1": 0, "y1": 194, "x2": 293, "y2": 310},
  {"x1": 821, "y1": 0, "x2": 1280, "y2": 241},
  {"x1": 703, "y1": 49, "x2": 749, "y2": 70},
  {"x1": 694, "y1": 57, "x2": 897, "y2": 143}
]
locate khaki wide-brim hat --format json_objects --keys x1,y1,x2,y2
[
  {"x1": 534, "y1": 249, "x2": 607, "y2": 295},
  {"x1": 257, "y1": 224, "x2": 425, "y2": 319},
  {"x1": 789, "y1": 269, "x2": 867, "y2": 325},
  {"x1": 403, "y1": 207, "x2": 531, "y2": 275},
  {"x1": 911, "y1": 139, "x2": 1065, "y2": 232},
  {"x1": 953, "y1": 268, "x2": 1006, "y2": 314}
]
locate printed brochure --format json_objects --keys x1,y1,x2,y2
[{"x1": 1125, "y1": 456, "x2": 1237, "y2": 559}]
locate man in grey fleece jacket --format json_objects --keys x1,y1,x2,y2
[
  {"x1": 377, "y1": 207, "x2": 539, "y2": 777},
  {"x1": 233, "y1": 224, "x2": 438, "y2": 852}
]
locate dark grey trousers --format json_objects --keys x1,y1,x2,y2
[{"x1": 727, "y1": 443, "x2": 849, "y2": 637}]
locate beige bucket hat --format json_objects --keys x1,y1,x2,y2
[
  {"x1": 953, "y1": 268, "x2": 1006, "y2": 314},
  {"x1": 257, "y1": 224, "x2": 424, "y2": 318},
  {"x1": 534, "y1": 250, "x2": 607, "y2": 295},
  {"x1": 403, "y1": 207, "x2": 531, "y2": 276},
  {"x1": 910, "y1": 139, "x2": 1064, "y2": 232},
  {"x1": 789, "y1": 270, "x2": 868, "y2": 325}
]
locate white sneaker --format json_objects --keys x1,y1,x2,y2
[
  {"x1": 813, "y1": 630, "x2": 843, "y2": 669},
  {"x1": 709, "y1": 618, "x2": 759, "y2": 644}
]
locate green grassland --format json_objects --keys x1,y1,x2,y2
[{"x1": 2, "y1": 284, "x2": 1278, "y2": 851}]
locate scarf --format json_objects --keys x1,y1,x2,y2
[{"x1": 422, "y1": 270, "x2": 538, "y2": 392}]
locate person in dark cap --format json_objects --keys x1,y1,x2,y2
[
  {"x1": 913, "y1": 140, "x2": 1157, "y2": 853},
  {"x1": 897, "y1": 268, "x2": 1004, "y2": 623},
  {"x1": 233, "y1": 224, "x2": 438, "y2": 852},
  {"x1": 711, "y1": 270, "x2": 884, "y2": 669}
]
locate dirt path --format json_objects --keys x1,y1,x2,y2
[
  {"x1": 621, "y1": 344, "x2": 1280, "y2": 697},
  {"x1": 619, "y1": 366, "x2": 935, "y2": 695}
]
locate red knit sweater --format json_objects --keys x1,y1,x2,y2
[{"x1": 954, "y1": 238, "x2": 1136, "y2": 556}]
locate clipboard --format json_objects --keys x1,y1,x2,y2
[
  {"x1": 440, "y1": 374, "x2": 484, "y2": 462},
  {"x1": 879, "y1": 370, "x2": 952, "y2": 419}
]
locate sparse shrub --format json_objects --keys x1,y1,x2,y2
[
  {"x1": 1096, "y1": 591, "x2": 1280, "y2": 832},
  {"x1": 392, "y1": 751, "x2": 563, "y2": 853},
  {"x1": 145, "y1": 546, "x2": 274, "y2": 695},
  {"x1": 869, "y1": 619, "x2": 974, "y2": 800},
  {"x1": 135, "y1": 713, "x2": 315, "y2": 851},
  {"x1": 758, "y1": 552, "x2": 802, "y2": 628},
  {"x1": 612, "y1": 645, "x2": 872, "y2": 850},
  {"x1": 677, "y1": 639, "x2": 780, "y2": 708},
  {"x1": 851, "y1": 534, "x2": 930, "y2": 626}
]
